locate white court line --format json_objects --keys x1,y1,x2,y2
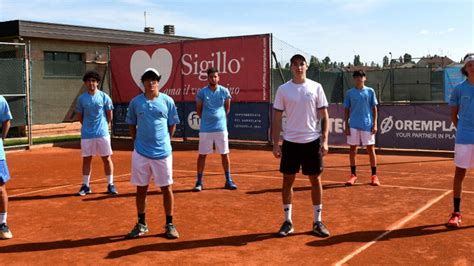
[
  {"x1": 209, "y1": 161, "x2": 455, "y2": 179},
  {"x1": 9, "y1": 173, "x2": 131, "y2": 198},
  {"x1": 9, "y1": 168, "x2": 473, "y2": 198},
  {"x1": 334, "y1": 190, "x2": 451, "y2": 266},
  {"x1": 173, "y1": 169, "x2": 474, "y2": 194}
]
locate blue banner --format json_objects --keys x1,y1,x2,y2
[
  {"x1": 112, "y1": 103, "x2": 129, "y2": 136},
  {"x1": 182, "y1": 102, "x2": 270, "y2": 141},
  {"x1": 115, "y1": 102, "x2": 270, "y2": 141},
  {"x1": 112, "y1": 103, "x2": 185, "y2": 137}
]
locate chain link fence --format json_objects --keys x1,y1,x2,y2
[
  {"x1": 271, "y1": 36, "x2": 448, "y2": 104},
  {"x1": 0, "y1": 42, "x2": 30, "y2": 147}
]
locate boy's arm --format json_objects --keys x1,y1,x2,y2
[
  {"x1": 372, "y1": 106, "x2": 378, "y2": 134},
  {"x1": 2, "y1": 120, "x2": 10, "y2": 140}
]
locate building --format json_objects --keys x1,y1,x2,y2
[
  {"x1": 416, "y1": 55, "x2": 454, "y2": 69},
  {"x1": 0, "y1": 20, "x2": 193, "y2": 125}
]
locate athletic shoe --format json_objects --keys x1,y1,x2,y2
[
  {"x1": 0, "y1": 223, "x2": 12, "y2": 239},
  {"x1": 224, "y1": 180, "x2": 238, "y2": 190},
  {"x1": 192, "y1": 182, "x2": 203, "y2": 192},
  {"x1": 77, "y1": 184, "x2": 92, "y2": 196},
  {"x1": 345, "y1": 174, "x2": 357, "y2": 186},
  {"x1": 107, "y1": 184, "x2": 118, "y2": 195},
  {"x1": 126, "y1": 223, "x2": 148, "y2": 238},
  {"x1": 370, "y1": 175, "x2": 381, "y2": 186},
  {"x1": 312, "y1": 221, "x2": 330, "y2": 238},
  {"x1": 165, "y1": 223, "x2": 179, "y2": 239},
  {"x1": 277, "y1": 220, "x2": 294, "y2": 237},
  {"x1": 446, "y1": 212, "x2": 462, "y2": 228}
]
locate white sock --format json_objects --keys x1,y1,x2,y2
[
  {"x1": 283, "y1": 204, "x2": 292, "y2": 222},
  {"x1": 0, "y1": 212, "x2": 6, "y2": 224},
  {"x1": 313, "y1": 204, "x2": 322, "y2": 223},
  {"x1": 106, "y1": 175, "x2": 113, "y2": 185},
  {"x1": 83, "y1": 175, "x2": 91, "y2": 187}
]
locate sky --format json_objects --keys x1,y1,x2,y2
[{"x1": 0, "y1": 0, "x2": 472, "y2": 65}]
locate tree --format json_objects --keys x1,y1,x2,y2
[
  {"x1": 383, "y1": 56, "x2": 389, "y2": 67},
  {"x1": 403, "y1": 53, "x2": 412, "y2": 63},
  {"x1": 322, "y1": 56, "x2": 331, "y2": 69},
  {"x1": 399, "y1": 56, "x2": 403, "y2": 63},
  {"x1": 308, "y1": 56, "x2": 321, "y2": 72},
  {"x1": 353, "y1": 55, "x2": 362, "y2": 66}
]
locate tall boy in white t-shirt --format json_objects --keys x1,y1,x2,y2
[{"x1": 272, "y1": 54, "x2": 330, "y2": 238}]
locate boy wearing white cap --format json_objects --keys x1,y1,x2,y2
[
  {"x1": 126, "y1": 68, "x2": 181, "y2": 239},
  {"x1": 446, "y1": 53, "x2": 474, "y2": 228}
]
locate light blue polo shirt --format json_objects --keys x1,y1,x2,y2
[
  {"x1": 75, "y1": 90, "x2": 113, "y2": 139},
  {"x1": 0, "y1": 96, "x2": 12, "y2": 160},
  {"x1": 343, "y1": 86, "x2": 378, "y2": 132},
  {"x1": 196, "y1": 85, "x2": 231, "y2": 133},
  {"x1": 449, "y1": 80, "x2": 474, "y2": 144},
  {"x1": 126, "y1": 93, "x2": 180, "y2": 159}
]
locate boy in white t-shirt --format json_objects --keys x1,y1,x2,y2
[{"x1": 272, "y1": 54, "x2": 330, "y2": 238}]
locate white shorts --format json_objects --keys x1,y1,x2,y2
[
  {"x1": 347, "y1": 128, "x2": 375, "y2": 146},
  {"x1": 81, "y1": 136, "x2": 113, "y2": 157},
  {"x1": 198, "y1": 131, "x2": 229, "y2": 155},
  {"x1": 130, "y1": 150, "x2": 173, "y2": 187},
  {"x1": 454, "y1": 144, "x2": 474, "y2": 169}
]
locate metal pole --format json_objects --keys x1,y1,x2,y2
[{"x1": 25, "y1": 41, "x2": 33, "y2": 148}]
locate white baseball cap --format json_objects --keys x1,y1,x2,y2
[
  {"x1": 143, "y1": 67, "x2": 161, "y2": 77},
  {"x1": 464, "y1": 54, "x2": 474, "y2": 66}
]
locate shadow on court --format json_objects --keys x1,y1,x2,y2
[
  {"x1": 0, "y1": 234, "x2": 133, "y2": 253},
  {"x1": 306, "y1": 224, "x2": 474, "y2": 247},
  {"x1": 105, "y1": 232, "x2": 306, "y2": 259},
  {"x1": 9, "y1": 193, "x2": 78, "y2": 201},
  {"x1": 246, "y1": 183, "x2": 369, "y2": 195},
  {"x1": 81, "y1": 187, "x2": 230, "y2": 201}
]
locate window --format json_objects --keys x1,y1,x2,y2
[{"x1": 44, "y1": 51, "x2": 84, "y2": 77}]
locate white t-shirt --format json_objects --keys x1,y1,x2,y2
[{"x1": 274, "y1": 79, "x2": 328, "y2": 143}]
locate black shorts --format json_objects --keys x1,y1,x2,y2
[{"x1": 280, "y1": 139, "x2": 323, "y2": 175}]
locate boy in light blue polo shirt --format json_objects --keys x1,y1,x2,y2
[
  {"x1": 446, "y1": 53, "x2": 474, "y2": 228},
  {"x1": 344, "y1": 70, "x2": 380, "y2": 186},
  {"x1": 192, "y1": 67, "x2": 237, "y2": 192},
  {"x1": 0, "y1": 96, "x2": 12, "y2": 239},
  {"x1": 75, "y1": 70, "x2": 117, "y2": 196},
  {"x1": 126, "y1": 68, "x2": 180, "y2": 239}
]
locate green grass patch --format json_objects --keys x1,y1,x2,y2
[{"x1": 4, "y1": 135, "x2": 81, "y2": 147}]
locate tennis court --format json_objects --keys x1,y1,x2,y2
[{"x1": 0, "y1": 140, "x2": 472, "y2": 265}]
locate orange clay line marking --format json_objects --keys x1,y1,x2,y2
[
  {"x1": 9, "y1": 173, "x2": 131, "y2": 198},
  {"x1": 333, "y1": 190, "x2": 452, "y2": 266},
  {"x1": 173, "y1": 169, "x2": 474, "y2": 194}
]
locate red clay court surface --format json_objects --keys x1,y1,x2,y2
[{"x1": 0, "y1": 140, "x2": 473, "y2": 265}]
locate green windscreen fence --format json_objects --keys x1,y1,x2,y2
[{"x1": 0, "y1": 55, "x2": 27, "y2": 128}]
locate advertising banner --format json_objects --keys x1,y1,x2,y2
[
  {"x1": 327, "y1": 104, "x2": 348, "y2": 145},
  {"x1": 112, "y1": 103, "x2": 185, "y2": 137},
  {"x1": 111, "y1": 34, "x2": 270, "y2": 104},
  {"x1": 328, "y1": 104, "x2": 456, "y2": 150},
  {"x1": 183, "y1": 102, "x2": 270, "y2": 141},
  {"x1": 377, "y1": 104, "x2": 455, "y2": 150}
]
